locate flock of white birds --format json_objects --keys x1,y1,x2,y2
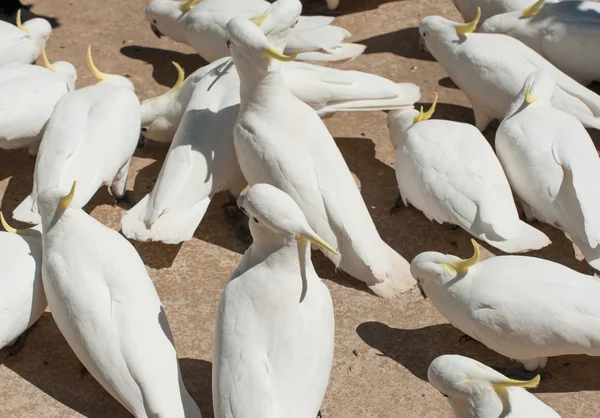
[{"x1": 1, "y1": 0, "x2": 600, "y2": 416}]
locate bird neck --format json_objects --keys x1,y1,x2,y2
[{"x1": 232, "y1": 50, "x2": 285, "y2": 106}]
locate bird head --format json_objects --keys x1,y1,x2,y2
[
  {"x1": 428, "y1": 354, "x2": 540, "y2": 408},
  {"x1": 387, "y1": 95, "x2": 438, "y2": 148},
  {"x1": 86, "y1": 47, "x2": 135, "y2": 91},
  {"x1": 16, "y1": 10, "x2": 52, "y2": 43},
  {"x1": 145, "y1": 0, "x2": 191, "y2": 44},
  {"x1": 237, "y1": 184, "x2": 337, "y2": 255},
  {"x1": 41, "y1": 48, "x2": 78, "y2": 91},
  {"x1": 522, "y1": 70, "x2": 555, "y2": 106},
  {"x1": 252, "y1": 0, "x2": 302, "y2": 50},
  {"x1": 225, "y1": 16, "x2": 297, "y2": 75},
  {"x1": 419, "y1": 8, "x2": 480, "y2": 52},
  {"x1": 410, "y1": 239, "x2": 480, "y2": 296},
  {"x1": 37, "y1": 182, "x2": 77, "y2": 231}
]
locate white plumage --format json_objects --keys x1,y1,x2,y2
[
  {"x1": 0, "y1": 216, "x2": 45, "y2": 352},
  {"x1": 387, "y1": 97, "x2": 550, "y2": 253},
  {"x1": 428, "y1": 354, "x2": 560, "y2": 418},
  {"x1": 145, "y1": 0, "x2": 365, "y2": 63},
  {"x1": 13, "y1": 48, "x2": 141, "y2": 224},
  {"x1": 452, "y1": 0, "x2": 544, "y2": 23},
  {"x1": 482, "y1": 0, "x2": 600, "y2": 84},
  {"x1": 0, "y1": 50, "x2": 77, "y2": 154},
  {"x1": 0, "y1": 11, "x2": 52, "y2": 67},
  {"x1": 38, "y1": 183, "x2": 201, "y2": 417},
  {"x1": 228, "y1": 15, "x2": 415, "y2": 297},
  {"x1": 213, "y1": 183, "x2": 334, "y2": 418},
  {"x1": 127, "y1": 50, "x2": 418, "y2": 244},
  {"x1": 420, "y1": 8, "x2": 600, "y2": 130},
  {"x1": 412, "y1": 239, "x2": 600, "y2": 370},
  {"x1": 496, "y1": 71, "x2": 600, "y2": 270}
]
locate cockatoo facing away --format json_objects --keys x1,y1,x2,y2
[
  {"x1": 38, "y1": 183, "x2": 201, "y2": 417},
  {"x1": 496, "y1": 71, "x2": 600, "y2": 270},
  {"x1": 428, "y1": 354, "x2": 561, "y2": 418},
  {"x1": 420, "y1": 7, "x2": 600, "y2": 130},
  {"x1": 145, "y1": 0, "x2": 365, "y2": 63},
  {"x1": 0, "y1": 10, "x2": 51, "y2": 67},
  {"x1": 13, "y1": 47, "x2": 141, "y2": 224},
  {"x1": 387, "y1": 95, "x2": 550, "y2": 253},
  {"x1": 412, "y1": 239, "x2": 600, "y2": 371},
  {"x1": 228, "y1": 15, "x2": 416, "y2": 298},
  {"x1": 0, "y1": 49, "x2": 77, "y2": 154},
  {"x1": 213, "y1": 184, "x2": 334, "y2": 418}
]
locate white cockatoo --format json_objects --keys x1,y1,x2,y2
[
  {"x1": 412, "y1": 239, "x2": 600, "y2": 370},
  {"x1": 213, "y1": 183, "x2": 335, "y2": 418},
  {"x1": 124, "y1": 7, "x2": 419, "y2": 245},
  {"x1": 0, "y1": 214, "x2": 45, "y2": 355},
  {"x1": 13, "y1": 47, "x2": 141, "y2": 225},
  {"x1": 482, "y1": 0, "x2": 600, "y2": 85},
  {"x1": 387, "y1": 95, "x2": 550, "y2": 253},
  {"x1": 496, "y1": 71, "x2": 600, "y2": 269},
  {"x1": 38, "y1": 183, "x2": 201, "y2": 417},
  {"x1": 227, "y1": 16, "x2": 415, "y2": 298},
  {"x1": 452, "y1": 0, "x2": 544, "y2": 23},
  {"x1": 420, "y1": 7, "x2": 600, "y2": 130},
  {"x1": 145, "y1": 0, "x2": 365, "y2": 63},
  {"x1": 123, "y1": 58, "x2": 245, "y2": 244},
  {"x1": 0, "y1": 49, "x2": 77, "y2": 155},
  {"x1": 0, "y1": 10, "x2": 51, "y2": 67},
  {"x1": 428, "y1": 355, "x2": 561, "y2": 418}
]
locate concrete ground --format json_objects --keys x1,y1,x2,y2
[{"x1": 1, "y1": 0, "x2": 599, "y2": 416}]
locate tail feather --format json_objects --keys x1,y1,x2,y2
[
  {"x1": 121, "y1": 195, "x2": 212, "y2": 244},
  {"x1": 481, "y1": 221, "x2": 551, "y2": 253},
  {"x1": 368, "y1": 243, "x2": 416, "y2": 298},
  {"x1": 13, "y1": 195, "x2": 40, "y2": 225},
  {"x1": 295, "y1": 44, "x2": 366, "y2": 63}
]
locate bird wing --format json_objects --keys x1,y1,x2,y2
[
  {"x1": 35, "y1": 85, "x2": 140, "y2": 207},
  {"x1": 468, "y1": 257, "x2": 600, "y2": 354},
  {"x1": 408, "y1": 121, "x2": 519, "y2": 239},
  {"x1": 283, "y1": 62, "x2": 420, "y2": 113},
  {"x1": 286, "y1": 16, "x2": 349, "y2": 52}
]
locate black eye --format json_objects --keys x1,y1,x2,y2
[
  {"x1": 253, "y1": 217, "x2": 259, "y2": 223},
  {"x1": 152, "y1": 19, "x2": 157, "y2": 24},
  {"x1": 226, "y1": 39, "x2": 231, "y2": 48}
]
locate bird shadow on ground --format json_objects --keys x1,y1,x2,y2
[
  {"x1": 0, "y1": 3, "x2": 60, "y2": 27},
  {"x1": 121, "y1": 45, "x2": 206, "y2": 88},
  {"x1": 4, "y1": 313, "x2": 131, "y2": 418},
  {"x1": 359, "y1": 27, "x2": 434, "y2": 61},
  {"x1": 180, "y1": 358, "x2": 214, "y2": 418},
  {"x1": 438, "y1": 76, "x2": 459, "y2": 90},
  {"x1": 357, "y1": 321, "x2": 600, "y2": 393},
  {"x1": 303, "y1": 0, "x2": 406, "y2": 16}
]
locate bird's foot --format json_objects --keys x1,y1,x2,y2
[
  {"x1": 7, "y1": 325, "x2": 35, "y2": 357},
  {"x1": 137, "y1": 135, "x2": 146, "y2": 150},
  {"x1": 389, "y1": 194, "x2": 404, "y2": 215},
  {"x1": 458, "y1": 334, "x2": 476, "y2": 344}
]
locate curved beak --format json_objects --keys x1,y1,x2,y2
[{"x1": 151, "y1": 24, "x2": 163, "y2": 39}]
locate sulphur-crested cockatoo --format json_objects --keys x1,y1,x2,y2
[
  {"x1": 420, "y1": 7, "x2": 600, "y2": 130},
  {"x1": 496, "y1": 71, "x2": 600, "y2": 269},
  {"x1": 0, "y1": 214, "x2": 45, "y2": 355},
  {"x1": 0, "y1": 49, "x2": 77, "y2": 155},
  {"x1": 123, "y1": 58, "x2": 245, "y2": 244},
  {"x1": 387, "y1": 95, "x2": 550, "y2": 253},
  {"x1": 13, "y1": 47, "x2": 141, "y2": 225},
  {"x1": 0, "y1": 10, "x2": 51, "y2": 67},
  {"x1": 213, "y1": 183, "x2": 335, "y2": 418},
  {"x1": 145, "y1": 0, "x2": 365, "y2": 63},
  {"x1": 428, "y1": 355, "x2": 560, "y2": 418},
  {"x1": 126, "y1": 12, "x2": 419, "y2": 245},
  {"x1": 412, "y1": 239, "x2": 600, "y2": 370},
  {"x1": 227, "y1": 16, "x2": 415, "y2": 298},
  {"x1": 482, "y1": 0, "x2": 600, "y2": 85},
  {"x1": 452, "y1": 0, "x2": 543, "y2": 23},
  {"x1": 38, "y1": 183, "x2": 201, "y2": 417}
]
